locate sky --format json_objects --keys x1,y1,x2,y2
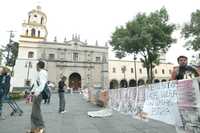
[{"x1": 0, "y1": 0, "x2": 200, "y2": 65}]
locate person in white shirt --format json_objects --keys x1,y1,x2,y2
[{"x1": 27, "y1": 61, "x2": 48, "y2": 133}]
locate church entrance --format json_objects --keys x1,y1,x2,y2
[{"x1": 69, "y1": 73, "x2": 81, "y2": 91}]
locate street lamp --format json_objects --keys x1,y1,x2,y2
[
  {"x1": 134, "y1": 54, "x2": 137, "y2": 86},
  {"x1": 26, "y1": 61, "x2": 32, "y2": 86},
  {"x1": 121, "y1": 65, "x2": 126, "y2": 78},
  {"x1": 121, "y1": 65, "x2": 126, "y2": 87}
]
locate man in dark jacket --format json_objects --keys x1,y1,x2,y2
[{"x1": 58, "y1": 76, "x2": 67, "y2": 113}]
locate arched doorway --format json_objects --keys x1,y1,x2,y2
[
  {"x1": 154, "y1": 79, "x2": 160, "y2": 83},
  {"x1": 161, "y1": 79, "x2": 167, "y2": 82},
  {"x1": 69, "y1": 73, "x2": 81, "y2": 91},
  {"x1": 120, "y1": 79, "x2": 128, "y2": 88},
  {"x1": 110, "y1": 79, "x2": 119, "y2": 89},
  {"x1": 138, "y1": 79, "x2": 145, "y2": 86},
  {"x1": 129, "y1": 79, "x2": 137, "y2": 87}
]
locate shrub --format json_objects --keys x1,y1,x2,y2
[{"x1": 9, "y1": 91, "x2": 24, "y2": 100}]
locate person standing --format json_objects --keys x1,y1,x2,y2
[
  {"x1": 27, "y1": 61, "x2": 48, "y2": 133},
  {"x1": 0, "y1": 66, "x2": 5, "y2": 120},
  {"x1": 58, "y1": 76, "x2": 67, "y2": 114},
  {"x1": 3, "y1": 67, "x2": 11, "y2": 96},
  {"x1": 0, "y1": 66, "x2": 11, "y2": 120},
  {"x1": 44, "y1": 81, "x2": 51, "y2": 104},
  {"x1": 171, "y1": 55, "x2": 200, "y2": 80}
]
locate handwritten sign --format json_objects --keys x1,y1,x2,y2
[{"x1": 108, "y1": 78, "x2": 200, "y2": 133}]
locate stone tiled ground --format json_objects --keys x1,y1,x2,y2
[{"x1": 0, "y1": 93, "x2": 177, "y2": 133}]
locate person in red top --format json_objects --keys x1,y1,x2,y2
[{"x1": 171, "y1": 55, "x2": 200, "y2": 80}]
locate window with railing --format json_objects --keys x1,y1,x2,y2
[
  {"x1": 49, "y1": 54, "x2": 55, "y2": 60},
  {"x1": 162, "y1": 69, "x2": 165, "y2": 74},
  {"x1": 155, "y1": 69, "x2": 157, "y2": 74},
  {"x1": 96, "y1": 57, "x2": 101, "y2": 62},
  {"x1": 112, "y1": 67, "x2": 116, "y2": 73},
  {"x1": 139, "y1": 68, "x2": 142, "y2": 74},
  {"x1": 28, "y1": 51, "x2": 34, "y2": 58},
  {"x1": 131, "y1": 68, "x2": 134, "y2": 73},
  {"x1": 73, "y1": 53, "x2": 78, "y2": 61},
  {"x1": 59, "y1": 52, "x2": 65, "y2": 59}
]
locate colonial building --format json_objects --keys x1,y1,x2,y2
[
  {"x1": 109, "y1": 60, "x2": 174, "y2": 89},
  {"x1": 13, "y1": 6, "x2": 109, "y2": 90},
  {"x1": 13, "y1": 6, "x2": 174, "y2": 90}
]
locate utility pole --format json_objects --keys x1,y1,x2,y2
[
  {"x1": 8, "y1": 30, "x2": 15, "y2": 43},
  {"x1": 122, "y1": 65, "x2": 126, "y2": 87}
]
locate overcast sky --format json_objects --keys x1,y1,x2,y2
[{"x1": 0, "y1": 0, "x2": 200, "y2": 65}]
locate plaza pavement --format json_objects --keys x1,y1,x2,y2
[{"x1": 0, "y1": 93, "x2": 177, "y2": 133}]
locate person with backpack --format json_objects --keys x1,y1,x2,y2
[
  {"x1": 0, "y1": 66, "x2": 11, "y2": 120},
  {"x1": 171, "y1": 55, "x2": 200, "y2": 80},
  {"x1": 58, "y1": 76, "x2": 67, "y2": 114},
  {"x1": 27, "y1": 61, "x2": 48, "y2": 133},
  {"x1": 0, "y1": 66, "x2": 5, "y2": 120}
]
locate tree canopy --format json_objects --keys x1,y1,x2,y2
[
  {"x1": 110, "y1": 7, "x2": 176, "y2": 83},
  {"x1": 182, "y1": 9, "x2": 200, "y2": 51}
]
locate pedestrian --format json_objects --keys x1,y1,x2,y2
[
  {"x1": 44, "y1": 81, "x2": 51, "y2": 104},
  {"x1": 3, "y1": 67, "x2": 11, "y2": 96},
  {"x1": 0, "y1": 66, "x2": 11, "y2": 120},
  {"x1": 58, "y1": 76, "x2": 67, "y2": 114},
  {"x1": 0, "y1": 66, "x2": 5, "y2": 120},
  {"x1": 27, "y1": 61, "x2": 48, "y2": 133},
  {"x1": 171, "y1": 55, "x2": 200, "y2": 80}
]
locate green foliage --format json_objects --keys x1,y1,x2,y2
[
  {"x1": 6, "y1": 41, "x2": 19, "y2": 67},
  {"x1": 110, "y1": 7, "x2": 176, "y2": 83},
  {"x1": 181, "y1": 10, "x2": 200, "y2": 51},
  {"x1": 115, "y1": 51, "x2": 126, "y2": 59},
  {"x1": 9, "y1": 91, "x2": 24, "y2": 100},
  {"x1": 0, "y1": 49, "x2": 3, "y2": 65}
]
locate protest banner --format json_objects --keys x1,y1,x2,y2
[
  {"x1": 175, "y1": 79, "x2": 200, "y2": 133},
  {"x1": 143, "y1": 81, "x2": 178, "y2": 125},
  {"x1": 108, "y1": 78, "x2": 200, "y2": 133}
]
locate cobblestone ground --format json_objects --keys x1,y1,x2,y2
[{"x1": 0, "y1": 93, "x2": 177, "y2": 133}]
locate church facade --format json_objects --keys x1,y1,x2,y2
[
  {"x1": 13, "y1": 6, "x2": 109, "y2": 90},
  {"x1": 13, "y1": 6, "x2": 174, "y2": 89}
]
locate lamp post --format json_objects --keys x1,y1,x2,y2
[
  {"x1": 134, "y1": 54, "x2": 137, "y2": 86},
  {"x1": 26, "y1": 61, "x2": 32, "y2": 86},
  {"x1": 121, "y1": 65, "x2": 126, "y2": 87}
]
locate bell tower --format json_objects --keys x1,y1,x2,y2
[{"x1": 20, "y1": 5, "x2": 48, "y2": 42}]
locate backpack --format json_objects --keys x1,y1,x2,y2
[
  {"x1": 36, "y1": 81, "x2": 50, "y2": 99},
  {"x1": 41, "y1": 83, "x2": 50, "y2": 99}
]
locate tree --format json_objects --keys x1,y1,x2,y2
[
  {"x1": 115, "y1": 51, "x2": 126, "y2": 59},
  {"x1": 181, "y1": 10, "x2": 200, "y2": 51},
  {"x1": 6, "y1": 41, "x2": 19, "y2": 67},
  {"x1": 110, "y1": 7, "x2": 176, "y2": 83},
  {"x1": 0, "y1": 49, "x2": 3, "y2": 65}
]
